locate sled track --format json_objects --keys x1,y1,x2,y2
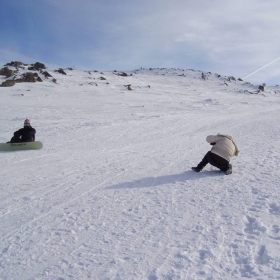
[{"x1": 1, "y1": 168, "x2": 128, "y2": 241}]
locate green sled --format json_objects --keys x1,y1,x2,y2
[{"x1": 0, "y1": 141, "x2": 43, "y2": 151}]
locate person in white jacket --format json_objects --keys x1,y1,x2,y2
[{"x1": 192, "y1": 134, "x2": 239, "y2": 175}]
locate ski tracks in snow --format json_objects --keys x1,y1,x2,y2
[{"x1": 1, "y1": 69, "x2": 280, "y2": 279}]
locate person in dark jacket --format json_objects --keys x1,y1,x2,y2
[{"x1": 9, "y1": 119, "x2": 36, "y2": 143}]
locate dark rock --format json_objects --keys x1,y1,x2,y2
[
  {"x1": 15, "y1": 72, "x2": 36, "y2": 83},
  {"x1": 37, "y1": 77, "x2": 43, "y2": 82},
  {"x1": 124, "y1": 84, "x2": 132, "y2": 90},
  {"x1": 119, "y1": 72, "x2": 128, "y2": 77},
  {"x1": 5, "y1": 61, "x2": 23, "y2": 67},
  {"x1": 22, "y1": 72, "x2": 36, "y2": 82},
  {"x1": 201, "y1": 73, "x2": 206, "y2": 80},
  {"x1": 100, "y1": 77, "x2": 106, "y2": 80},
  {"x1": 89, "y1": 82, "x2": 98, "y2": 86},
  {"x1": 0, "y1": 67, "x2": 14, "y2": 77},
  {"x1": 55, "y1": 68, "x2": 67, "y2": 75},
  {"x1": 42, "y1": 71, "x2": 52, "y2": 78},
  {"x1": 33, "y1": 62, "x2": 46, "y2": 70},
  {"x1": 0, "y1": 80, "x2": 16, "y2": 87}
]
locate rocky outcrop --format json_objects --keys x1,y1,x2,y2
[
  {"x1": 0, "y1": 80, "x2": 16, "y2": 87},
  {"x1": 0, "y1": 67, "x2": 14, "y2": 78},
  {"x1": 0, "y1": 72, "x2": 40, "y2": 87},
  {"x1": 0, "y1": 61, "x2": 49, "y2": 87},
  {"x1": 42, "y1": 71, "x2": 52, "y2": 78},
  {"x1": 114, "y1": 72, "x2": 132, "y2": 77},
  {"x1": 55, "y1": 68, "x2": 67, "y2": 75},
  {"x1": 28, "y1": 62, "x2": 46, "y2": 71},
  {"x1": 15, "y1": 72, "x2": 37, "y2": 83},
  {"x1": 34, "y1": 62, "x2": 46, "y2": 70},
  {"x1": 228, "y1": 76, "x2": 236, "y2": 81},
  {"x1": 4, "y1": 61, "x2": 24, "y2": 68},
  {"x1": 0, "y1": 60, "x2": 63, "y2": 87}
]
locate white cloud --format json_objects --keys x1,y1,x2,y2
[{"x1": 1, "y1": 0, "x2": 280, "y2": 84}]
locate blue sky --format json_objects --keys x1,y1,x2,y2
[{"x1": 1, "y1": 0, "x2": 280, "y2": 85}]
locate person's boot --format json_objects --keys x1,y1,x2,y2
[
  {"x1": 225, "y1": 164, "x2": 232, "y2": 175},
  {"x1": 192, "y1": 163, "x2": 205, "y2": 172},
  {"x1": 191, "y1": 160, "x2": 205, "y2": 172},
  {"x1": 191, "y1": 167, "x2": 201, "y2": 172}
]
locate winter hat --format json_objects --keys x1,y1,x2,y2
[{"x1": 24, "y1": 119, "x2": 30, "y2": 126}]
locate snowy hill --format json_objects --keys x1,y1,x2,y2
[{"x1": 1, "y1": 64, "x2": 280, "y2": 279}]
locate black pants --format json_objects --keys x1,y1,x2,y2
[
  {"x1": 9, "y1": 136, "x2": 33, "y2": 143},
  {"x1": 197, "y1": 151, "x2": 229, "y2": 171},
  {"x1": 9, "y1": 136, "x2": 22, "y2": 143}
]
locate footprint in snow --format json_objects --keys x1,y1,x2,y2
[
  {"x1": 269, "y1": 203, "x2": 280, "y2": 215},
  {"x1": 243, "y1": 215, "x2": 267, "y2": 236}
]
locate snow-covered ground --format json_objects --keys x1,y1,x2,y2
[{"x1": 1, "y1": 67, "x2": 280, "y2": 279}]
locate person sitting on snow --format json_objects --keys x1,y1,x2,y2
[
  {"x1": 192, "y1": 133, "x2": 239, "y2": 175},
  {"x1": 8, "y1": 119, "x2": 36, "y2": 143}
]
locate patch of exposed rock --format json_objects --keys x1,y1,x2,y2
[
  {"x1": 28, "y1": 62, "x2": 46, "y2": 71},
  {"x1": 0, "y1": 67, "x2": 14, "y2": 78},
  {"x1": 0, "y1": 61, "x2": 48, "y2": 87},
  {"x1": 55, "y1": 68, "x2": 67, "y2": 75}
]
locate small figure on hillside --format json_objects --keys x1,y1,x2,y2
[
  {"x1": 8, "y1": 119, "x2": 36, "y2": 143},
  {"x1": 192, "y1": 134, "x2": 239, "y2": 175},
  {"x1": 201, "y1": 72, "x2": 206, "y2": 80}
]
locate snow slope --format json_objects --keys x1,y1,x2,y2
[{"x1": 1, "y1": 67, "x2": 280, "y2": 279}]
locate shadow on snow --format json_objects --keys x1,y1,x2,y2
[{"x1": 105, "y1": 170, "x2": 223, "y2": 190}]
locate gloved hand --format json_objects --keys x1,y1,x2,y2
[{"x1": 210, "y1": 143, "x2": 216, "y2": 145}]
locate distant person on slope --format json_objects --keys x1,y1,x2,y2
[
  {"x1": 192, "y1": 134, "x2": 239, "y2": 175},
  {"x1": 8, "y1": 119, "x2": 36, "y2": 143}
]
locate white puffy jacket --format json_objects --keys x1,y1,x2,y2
[{"x1": 206, "y1": 134, "x2": 239, "y2": 162}]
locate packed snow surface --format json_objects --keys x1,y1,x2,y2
[{"x1": 1, "y1": 67, "x2": 280, "y2": 279}]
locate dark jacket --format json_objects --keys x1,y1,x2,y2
[{"x1": 14, "y1": 126, "x2": 36, "y2": 142}]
